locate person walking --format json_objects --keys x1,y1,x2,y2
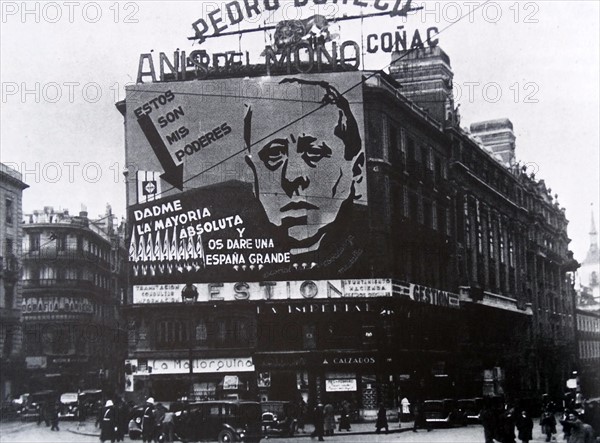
[
  {"x1": 541, "y1": 407, "x2": 557, "y2": 442},
  {"x1": 412, "y1": 400, "x2": 431, "y2": 432},
  {"x1": 516, "y1": 410, "x2": 533, "y2": 443},
  {"x1": 311, "y1": 403, "x2": 325, "y2": 442},
  {"x1": 100, "y1": 400, "x2": 117, "y2": 443},
  {"x1": 323, "y1": 402, "x2": 335, "y2": 436},
  {"x1": 400, "y1": 397, "x2": 411, "y2": 422},
  {"x1": 142, "y1": 397, "x2": 156, "y2": 443},
  {"x1": 500, "y1": 405, "x2": 517, "y2": 443},
  {"x1": 565, "y1": 412, "x2": 595, "y2": 443},
  {"x1": 480, "y1": 398, "x2": 496, "y2": 443},
  {"x1": 50, "y1": 401, "x2": 60, "y2": 431},
  {"x1": 338, "y1": 400, "x2": 351, "y2": 432},
  {"x1": 375, "y1": 403, "x2": 389, "y2": 434}
]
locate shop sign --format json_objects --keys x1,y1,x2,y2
[
  {"x1": 25, "y1": 356, "x2": 47, "y2": 369},
  {"x1": 254, "y1": 354, "x2": 308, "y2": 368},
  {"x1": 326, "y1": 379, "x2": 357, "y2": 392},
  {"x1": 143, "y1": 357, "x2": 255, "y2": 375},
  {"x1": 22, "y1": 296, "x2": 94, "y2": 314},
  {"x1": 408, "y1": 283, "x2": 460, "y2": 309},
  {"x1": 133, "y1": 279, "x2": 391, "y2": 304},
  {"x1": 323, "y1": 356, "x2": 375, "y2": 365},
  {"x1": 51, "y1": 356, "x2": 88, "y2": 365}
]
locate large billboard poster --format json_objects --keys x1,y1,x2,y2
[{"x1": 126, "y1": 72, "x2": 368, "y2": 284}]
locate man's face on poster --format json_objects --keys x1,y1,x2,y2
[{"x1": 245, "y1": 79, "x2": 363, "y2": 250}]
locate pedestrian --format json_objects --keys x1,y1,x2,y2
[
  {"x1": 115, "y1": 397, "x2": 129, "y2": 442},
  {"x1": 311, "y1": 403, "x2": 325, "y2": 442},
  {"x1": 297, "y1": 399, "x2": 307, "y2": 433},
  {"x1": 100, "y1": 400, "x2": 117, "y2": 443},
  {"x1": 161, "y1": 408, "x2": 175, "y2": 443},
  {"x1": 142, "y1": 397, "x2": 157, "y2": 443},
  {"x1": 516, "y1": 410, "x2": 533, "y2": 443},
  {"x1": 540, "y1": 407, "x2": 557, "y2": 442},
  {"x1": 50, "y1": 401, "x2": 60, "y2": 431},
  {"x1": 375, "y1": 403, "x2": 389, "y2": 434},
  {"x1": 565, "y1": 411, "x2": 595, "y2": 443},
  {"x1": 400, "y1": 397, "x2": 411, "y2": 422},
  {"x1": 500, "y1": 405, "x2": 517, "y2": 443},
  {"x1": 323, "y1": 402, "x2": 335, "y2": 436},
  {"x1": 480, "y1": 398, "x2": 496, "y2": 443},
  {"x1": 338, "y1": 400, "x2": 351, "y2": 432},
  {"x1": 412, "y1": 400, "x2": 431, "y2": 432}
]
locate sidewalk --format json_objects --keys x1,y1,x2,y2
[
  {"x1": 293, "y1": 420, "x2": 415, "y2": 438},
  {"x1": 66, "y1": 419, "x2": 415, "y2": 438},
  {"x1": 66, "y1": 419, "x2": 101, "y2": 437}
]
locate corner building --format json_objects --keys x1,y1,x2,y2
[
  {"x1": 21, "y1": 206, "x2": 127, "y2": 393},
  {"x1": 120, "y1": 46, "x2": 577, "y2": 417},
  {"x1": 0, "y1": 163, "x2": 28, "y2": 401}
]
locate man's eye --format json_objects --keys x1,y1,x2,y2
[
  {"x1": 258, "y1": 141, "x2": 287, "y2": 171},
  {"x1": 302, "y1": 143, "x2": 332, "y2": 167}
]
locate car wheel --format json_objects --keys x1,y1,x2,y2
[{"x1": 218, "y1": 429, "x2": 235, "y2": 443}]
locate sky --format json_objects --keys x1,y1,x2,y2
[{"x1": 1, "y1": 0, "x2": 599, "y2": 263}]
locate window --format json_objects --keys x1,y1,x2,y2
[
  {"x1": 5, "y1": 198, "x2": 13, "y2": 225},
  {"x1": 55, "y1": 234, "x2": 66, "y2": 251},
  {"x1": 30, "y1": 233, "x2": 40, "y2": 251},
  {"x1": 156, "y1": 320, "x2": 188, "y2": 348},
  {"x1": 5, "y1": 238, "x2": 14, "y2": 256}
]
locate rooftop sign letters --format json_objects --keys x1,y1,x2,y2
[{"x1": 136, "y1": 0, "x2": 429, "y2": 83}]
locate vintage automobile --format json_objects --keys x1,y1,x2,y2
[
  {"x1": 170, "y1": 400, "x2": 262, "y2": 443},
  {"x1": 423, "y1": 399, "x2": 467, "y2": 427},
  {"x1": 58, "y1": 393, "x2": 79, "y2": 420},
  {"x1": 18, "y1": 390, "x2": 58, "y2": 422},
  {"x1": 260, "y1": 401, "x2": 298, "y2": 438},
  {"x1": 457, "y1": 398, "x2": 483, "y2": 423}
]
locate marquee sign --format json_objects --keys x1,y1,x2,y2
[{"x1": 133, "y1": 279, "x2": 392, "y2": 304}]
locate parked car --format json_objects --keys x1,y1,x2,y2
[
  {"x1": 423, "y1": 399, "x2": 467, "y2": 427},
  {"x1": 457, "y1": 398, "x2": 483, "y2": 423},
  {"x1": 58, "y1": 393, "x2": 79, "y2": 420},
  {"x1": 260, "y1": 401, "x2": 298, "y2": 437},
  {"x1": 19, "y1": 390, "x2": 58, "y2": 422},
  {"x1": 78, "y1": 389, "x2": 103, "y2": 420},
  {"x1": 170, "y1": 400, "x2": 262, "y2": 442}
]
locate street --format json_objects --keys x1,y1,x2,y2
[{"x1": 0, "y1": 420, "x2": 562, "y2": 443}]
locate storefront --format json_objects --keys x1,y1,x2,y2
[{"x1": 124, "y1": 356, "x2": 257, "y2": 403}]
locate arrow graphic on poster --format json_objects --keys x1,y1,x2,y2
[{"x1": 137, "y1": 114, "x2": 184, "y2": 190}]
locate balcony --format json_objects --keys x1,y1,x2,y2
[{"x1": 23, "y1": 278, "x2": 98, "y2": 290}]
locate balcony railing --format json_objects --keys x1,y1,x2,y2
[{"x1": 23, "y1": 278, "x2": 99, "y2": 290}]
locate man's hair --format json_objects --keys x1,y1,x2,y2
[{"x1": 278, "y1": 77, "x2": 362, "y2": 161}]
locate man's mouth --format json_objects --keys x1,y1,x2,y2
[
  {"x1": 281, "y1": 216, "x2": 308, "y2": 228},
  {"x1": 280, "y1": 201, "x2": 319, "y2": 212}
]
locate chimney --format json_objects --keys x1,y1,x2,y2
[
  {"x1": 470, "y1": 119, "x2": 516, "y2": 167},
  {"x1": 389, "y1": 46, "x2": 455, "y2": 125}
]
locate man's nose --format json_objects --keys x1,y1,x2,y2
[{"x1": 281, "y1": 155, "x2": 310, "y2": 198}]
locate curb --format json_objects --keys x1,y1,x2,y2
[{"x1": 66, "y1": 424, "x2": 100, "y2": 437}]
